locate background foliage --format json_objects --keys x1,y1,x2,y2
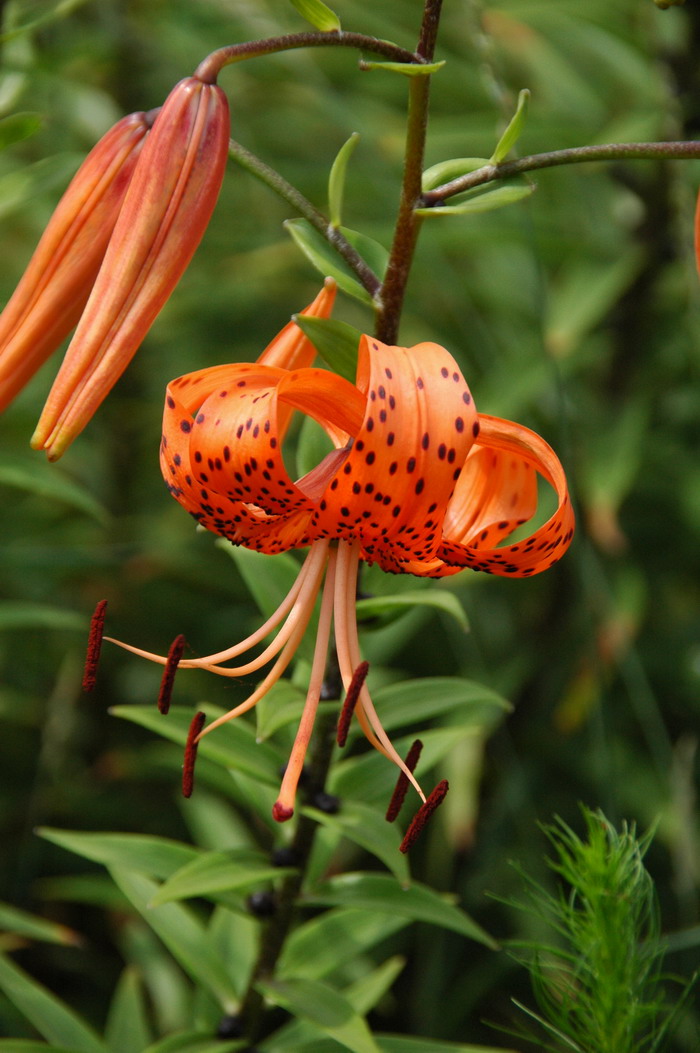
[{"x1": 0, "y1": 0, "x2": 699, "y2": 1048}]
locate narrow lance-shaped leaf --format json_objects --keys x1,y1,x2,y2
[
  {"x1": 360, "y1": 59, "x2": 445, "y2": 76},
  {"x1": 292, "y1": 314, "x2": 361, "y2": 382},
  {"x1": 285, "y1": 218, "x2": 383, "y2": 305},
  {"x1": 329, "y1": 132, "x2": 360, "y2": 228},
  {"x1": 289, "y1": 0, "x2": 341, "y2": 32},
  {"x1": 421, "y1": 157, "x2": 490, "y2": 192},
  {"x1": 259, "y1": 977, "x2": 381, "y2": 1053},
  {"x1": 105, "y1": 967, "x2": 152, "y2": 1053},
  {"x1": 0, "y1": 951, "x2": 107, "y2": 1053},
  {"x1": 490, "y1": 88, "x2": 530, "y2": 164},
  {"x1": 305, "y1": 872, "x2": 497, "y2": 948},
  {"x1": 415, "y1": 181, "x2": 535, "y2": 217}
]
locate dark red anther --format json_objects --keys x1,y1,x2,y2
[
  {"x1": 399, "y1": 779, "x2": 449, "y2": 854},
  {"x1": 157, "y1": 633, "x2": 185, "y2": 714},
  {"x1": 336, "y1": 660, "x2": 369, "y2": 746},
  {"x1": 385, "y1": 738, "x2": 423, "y2": 822},
  {"x1": 182, "y1": 710, "x2": 205, "y2": 798},
  {"x1": 82, "y1": 599, "x2": 108, "y2": 692}
]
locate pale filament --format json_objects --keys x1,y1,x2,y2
[
  {"x1": 195, "y1": 546, "x2": 328, "y2": 739},
  {"x1": 274, "y1": 546, "x2": 338, "y2": 817},
  {"x1": 104, "y1": 540, "x2": 329, "y2": 672},
  {"x1": 334, "y1": 539, "x2": 427, "y2": 804}
]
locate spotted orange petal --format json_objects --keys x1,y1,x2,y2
[
  {"x1": 311, "y1": 336, "x2": 479, "y2": 571},
  {"x1": 435, "y1": 414, "x2": 574, "y2": 577}
]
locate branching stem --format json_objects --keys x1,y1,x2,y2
[
  {"x1": 195, "y1": 31, "x2": 423, "y2": 83},
  {"x1": 229, "y1": 139, "x2": 382, "y2": 299},
  {"x1": 421, "y1": 140, "x2": 700, "y2": 205},
  {"x1": 375, "y1": 0, "x2": 444, "y2": 344}
]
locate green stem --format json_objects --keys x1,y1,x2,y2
[
  {"x1": 229, "y1": 139, "x2": 382, "y2": 299},
  {"x1": 375, "y1": 0, "x2": 444, "y2": 344},
  {"x1": 195, "y1": 31, "x2": 423, "y2": 83},
  {"x1": 421, "y1": 140, "x2": 700, "y2": 205},
  {"x1": 238, "y1": 703, "x2": 339, "y2": 1043}
]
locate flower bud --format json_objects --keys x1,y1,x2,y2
[
  {"x1": 32, "y1": 75, "x2": 230, "y2": 460},
  {"x1": 0, "y1": 111, "x2": 151, "y2": 412}
]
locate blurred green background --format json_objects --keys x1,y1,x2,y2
[{"x1": 1, "y1": 0, "x2": 699, "y2": 1046}]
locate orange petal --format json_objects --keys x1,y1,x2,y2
[
  {"x1": 32, "y1": 76, "x2": 230, "y2": 460},
  {"x1": 0, "y1": 111, "x2": 151, "y2": 413},
  {"x1": 435, "y1": 413, "x2": 574, "y2": 577},
  {"x1": 160, "y1": 362, "x2": 317, "y2": 553},
  {"x1": 310, "y1": 337, "x2": 479, "y2": 569},
  {"x1": 257, "y1": 279, "x2": 336, "y2": 370}
]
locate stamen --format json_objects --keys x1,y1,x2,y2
[
  {"x1": 399, "y1": 779, "x2": 449, "y2": 854},
  {"x1": 157, "y1": 634, "x2": 185, "y2": 714},
  {"x1": 82, "y1": 600, "x2": 108, "y2": 691},
  {"x1": 385, "y1": 739, "x2": 423, "y2": 822},
  {"x1": 336, "y1": 660, "x2": 369, "y2": 747},
  {"x1": 334, "y1": 540, "x2": 426, "y2": 803},
  {"x1": 103, "y1": 540, "x2": 329, "y2": 674},
  {"x1": 273, "y1": 549, "x2": 337, "y2": 822},
  {"x1": 182, "y1": 710, "x2": 206, "y2": 798}
]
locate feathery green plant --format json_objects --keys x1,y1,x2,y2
[{"x1": 506, "y1": 808, "x2": 693, "y2": 1053}]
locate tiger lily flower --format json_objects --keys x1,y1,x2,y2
[
  {"x1": 0, "y1": 110, "x2": 152, "y2": 413},
  {"x1": 101, "y1": 281, "x2": 574, "y2": 827},
  {"x1": 0, "y1": 73, "x2": 229, "y2": 461}
]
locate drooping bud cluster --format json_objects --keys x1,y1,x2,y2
[{"x1": 0, "y1": 74, "x2": 230, "y2": 459}]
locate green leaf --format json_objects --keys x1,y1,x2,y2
[
  {"x1": 109, "y1": 867, "x2": 238, "y2": 1009},
  {"x1": 0, "y1": 902, "x2": 80, "y2": 947},
  {"x1": 267, "y1": 957, "x2": 406, "y2": 1051},
  {"x1": 369, "y1": 677, "x2": 511, "y2": 735},
  {"x1": 151, "y1": 848, "x2": 295, "y2": 906},
  {"x1": 288, "y1": 0, "x2": 341, "y2": 32},
  {"x1": 110, "y1": 703, "x2": 284, "y2": 786},
  {"x1": 280, "y1": 907, "x2": 408, "y2": 981},
  {"x1": 218, "y1": 542, "x2": 301, "y2": 621},
  {"x1": 142, "y1": 1033, "x2": 247, "y2": 1053},
  {"x1": 0, "y1": 458, "x2": 108, "y2": 522},
  {"x1": 105, "y1": 967, "x2": 152, "y2": 1053},
  {"x1": 0, "y1": 602, "x2": 86, "y2": 632},
  {"x1": 0, "y1": 951, "x2": 106, "y2": 1053},
  {"x1": 292, "y1": 315, "x2": 361, "y2": 383},
  {"x1": 331, "y1": 727, "x2": 495, "y2": 806},
  {"x1": 377, "y1": 1039, "x2": 519, "y2": 1052},
  {"x1": 360, "y1": 60, "x2": 445, "y2": 77},
  {"x1": 0, "y1": 0, "x2": 91, "y2": 43},
  {"x1": 38, "y1": 828, "x2": 198, "y2": 879},
  {"x1": 0, "y1": 1043, "x2": 77, "y2": 1053},
  {"x1": 255, "y1": 679, "x2": 312, "y2": 742},
  {"x1": 421, "y1": 157, "x2": 490, "y2": 193},
  {"x1": 305, "y1": 872, "x2": 497, "y2": 948},
  {"x1": 0, "y1": 112, "x2": 42, "y2": 151},
  {"x1": 356, "y1": 589, "x2": 468, "y2": 631},
  {"x1": 259, "y1": 977, "x2": 380, "y2": 1053},
  {"x1": 284, "y1": 218, "x2": 385, "y2": 305},
  {"x1": 301, "y1": 800, "x2": 409, "y2": 884},
  {"x1": 328, "y1": 132, "x2": 359, "y2": 228},
  {"x1": 415, "y1": 181, "x2": 535, "y2": 217},
  {"x1": 490, "y1": 88, "x2": 530, "y2": 164}
]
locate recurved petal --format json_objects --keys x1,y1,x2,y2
[
  {"x1": 0, "y1": 111, "x2": 151, "y2": 413},
  {"x1": 435, "y1": 413, "x2": 575, "y2": 577},
  {"x1": 32, "y1": 75, "x2": 230, "y2": 460},
  {"x1": 257, "y1": 278, "x2": 337, "y2": 440},
  {"x1": 160, "y1": 362, "x2": 318, "y2": 553},
  {"x1": 310, "y1": 337, "x2": 479, "y2": 568}
]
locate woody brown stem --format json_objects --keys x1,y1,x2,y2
[{"x1": 374, "y1": 0, "x2": 444, "y2": 344}]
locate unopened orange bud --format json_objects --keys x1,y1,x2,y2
[
  {"x1": 0, "y1": 111, "x2": 151, "y2": 413},
  {"x1": 32, "y1": 76, "x2": 230, "y2": 460}
]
